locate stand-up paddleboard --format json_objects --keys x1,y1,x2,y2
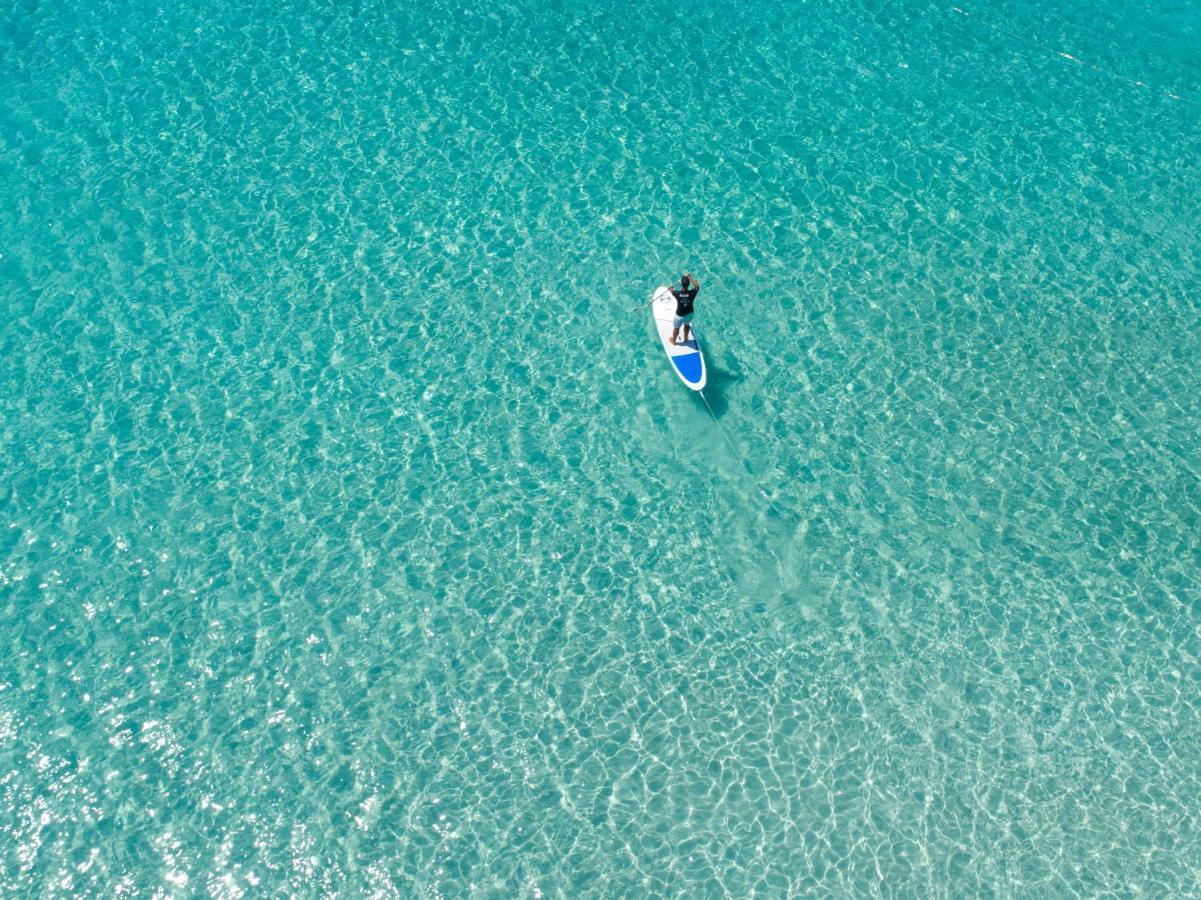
[{"x1": 651, "y1": 286, "x2": 706, "y2": 391}]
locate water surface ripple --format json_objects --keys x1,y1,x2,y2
[{"x1": 2, "y1": 0, "x2": 1200, "y2": 894}]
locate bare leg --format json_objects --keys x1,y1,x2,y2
[
  {"x1": 670, "y1": 326, "x2": 679, "y2": 345},
  {"x1": 683, "y1": 324, "x2": 692, "y2": 343}
]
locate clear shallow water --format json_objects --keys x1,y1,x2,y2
[{"x1": 2, "y1": 0, "x2": 1201, "y2": 893}]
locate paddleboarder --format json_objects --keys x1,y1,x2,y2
[
  {"x1": 651, "y1": 280, "x2": 707, "y2": 390},
  {"x1": 669, "y1": 273, "x2": 699, "y2": 345}
]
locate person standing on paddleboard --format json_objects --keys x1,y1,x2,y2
[{"x1": 670, "y1": 273, "x2": 699, "y2": 345}]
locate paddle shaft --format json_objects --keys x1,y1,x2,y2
[{"x1": 628, "y1": 282, "x2": 683, "y2": 313}]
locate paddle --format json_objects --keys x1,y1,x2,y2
[{"x1": 627, "y1": 281, "x2": 680, "y2": 313}]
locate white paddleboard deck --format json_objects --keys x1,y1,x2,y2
[{"x1": 652, "y1": 286, "x2": 706, "y2": 390}]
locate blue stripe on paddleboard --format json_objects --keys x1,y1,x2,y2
[{"x1": 673, "y1": 352, "x2": 703, "y2": 385}]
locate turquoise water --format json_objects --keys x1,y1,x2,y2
[{"x1": 3, "y1": 0, "x2": 1201, "y2": 892}]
